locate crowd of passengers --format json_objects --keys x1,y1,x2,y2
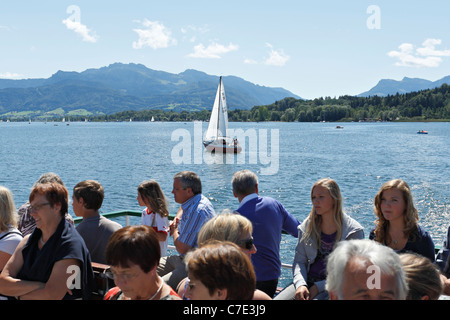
[{"x1": 0, "y1": 170, "x2": 449, "y2": 300}]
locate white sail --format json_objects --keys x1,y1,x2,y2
[{"x1": 205, "y1": 77, "x2": 229, "y2": 141}]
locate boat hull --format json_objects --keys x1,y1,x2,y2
[{"x1": 203, "y1": 140, "x2": 242, "y2": 153}]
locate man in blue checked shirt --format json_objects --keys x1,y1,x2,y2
[{"x1": 157, "y1": 171, "x2": 216, "y2": 290}]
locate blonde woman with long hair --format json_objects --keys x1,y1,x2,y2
[
  {"x1": 177, "y1": 212, "x2": 271, "y2": 300},
  {"x1": 0, "y1": 186, "x2": 22, "y2": 271},
  {"x1": 277, "y1": 178, "x2": 364, "y2": 300},
  {"x1": 369, "y1": 179, "x2": 435, "y2": 262}
]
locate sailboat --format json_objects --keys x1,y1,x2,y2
[{"x1": 203, "y1": 77, "x2": 242, "y2": 153}]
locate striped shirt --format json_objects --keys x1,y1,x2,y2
[{"x1": 178, "y1": 194, "x2": 215, "y2": 249}]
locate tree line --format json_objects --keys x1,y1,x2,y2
[
  {"x1": 96, "y1": 83, "x2": 449, "y2": 122},
  {"x1": 3, "y1": 84, "x2": 449, "y2": 123},
  {"x1": 246, "y1": 83, "x2": 450, "y2": 122}
]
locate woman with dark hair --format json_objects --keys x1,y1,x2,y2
[
  {"x1": 104, "y1": 225, "x2": 180, "y2": 300},
  {"x1": 0, "y1": 183, "x2": 94, "y2": 300},
  {"x1": 184, "y1": 241, "x2": 256, "y2": 300},
  {"x1": 369, "y1": 179, "x2": 435, "y2": 262}
]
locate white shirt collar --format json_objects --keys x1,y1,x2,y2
[{"x1": 238, "y1": 193, "x2": 258, "y2": 209}]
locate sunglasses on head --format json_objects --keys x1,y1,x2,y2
[{"x1": 237, "y1": 237, "x2": 254, "y2": 250}]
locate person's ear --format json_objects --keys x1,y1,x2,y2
[{"x1": 215, "y1": 288, "x2": 228, "y2": 300}]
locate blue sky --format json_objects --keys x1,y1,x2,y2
[{"x1": 1, "y1": 0, "x2": 449, "y2": 99}]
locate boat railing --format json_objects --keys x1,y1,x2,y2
[
  {"x1": 74, "y1": 210, "x2": 441, "y2": 271},
  {"x1": 74, "y1": 210, "x2": 295, "y2": 269},
  {"x1": 73, "y1": 209, "x2": 144, "y2": 227}
]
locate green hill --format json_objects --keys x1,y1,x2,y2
[{"x1": 0, "y1": 63, "x2": 300, "y2": 119}]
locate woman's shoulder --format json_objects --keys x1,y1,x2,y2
[
  {"x1": 416, "y1": 224, "x2": 430, "y2": 234},
  {"x1": 0, "y1": 228, "x2": 23, "y2": 254},
  {"x1": 0, "y1": 227, "x2": 23, "y2": 241},
  {"x1": 59, "y1": 220, "x2": 91, "y2": 254},
  {"x1": 160, "y1": 284, "x2": 182, "y2": 300},
  {"x1": 154, "y1": 211, "x2": 169, "y2": 220},
  {"x1": 413, "y1": 224, "x2": 434, "y2": 242},
  {"x1": 299, "y1": 216, "x2": 311, "y2": 229},
  {"x1": 342, "y1": 213, "x2": 364, "y2": 229}
]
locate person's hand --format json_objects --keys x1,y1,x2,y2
[
  {"x1": 169, "y1": 217, "x2": 179, "y2": 236},
  {"x1": 294, "y1": 286, "x2": 310, "y2": 300},
  {"x1": 308, "y1": 284, "x2": 319, "y2": 299}
]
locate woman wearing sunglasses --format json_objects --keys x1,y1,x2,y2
[{"x1": 178, "y1": 211, "x2": 271, "y2": 300}]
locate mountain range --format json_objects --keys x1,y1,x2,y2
[
  {"x1": 0, "y1": 63, "x2": 300, "y2": 117},
  {"x1": 0, "y1": 62, "x2": 449, "y2": 118},
  {"x1": 358, "y1": 75, "x2": 450, "y2": 97}
]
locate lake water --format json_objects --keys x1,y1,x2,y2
[{"x1": 0, "y1": 120, "x2": 448, "y2": 287}]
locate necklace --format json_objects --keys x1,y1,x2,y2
[
  {"x1": 40, "y1": 236, "x2": 46, "y2": 246},
  {"x1": 148, "y1": 277, "x2": 164, "y2": 300}
]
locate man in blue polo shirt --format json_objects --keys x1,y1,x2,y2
[
  {"x1": 157, "y1": 171, "x2": 215, "y2": 290},
  {"x1": 232, "y1": 169, "x2": 300, "y2": 298}
]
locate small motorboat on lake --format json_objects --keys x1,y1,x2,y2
[{"x1": 417, "y1": 130, "x2": 428, "y2": 134}]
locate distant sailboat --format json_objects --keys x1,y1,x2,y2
[{"x1": 203, "y1": 77, "x2": 241, "y2": 153}]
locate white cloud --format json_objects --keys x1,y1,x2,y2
[
  {"x1": 181, "y1": 25, "x2": 209, "y2": 35},
  {"x1": 416, "y1": 38, "x2": 450, "y2": 57},
  {"x1": 0, "y1": 72, "x2": 22, "y2": 79},
  {"x1": 388, "y1": 38, "x2": 450, "y2": 68},
  {"x1": 244, "y1": 58, "x2": 258, "y2": 64},
  {"x1": 264, "y1": 43, "x2": 290, "y2": 66},
  {"x1": 188, "y1": 42, "x2": 238, "y2": 59},
  {"x1": 133, "y1": 20, "x2": 177, "y2": 50},
  {"x1": 62, "y1": 18, "x2": 98, "y2": 43},
  {"x1": 181, "y1": 25, "x2": 209, "y2": 44}
]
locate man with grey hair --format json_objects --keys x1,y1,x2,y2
[
  {"x1": 157, "y1": 171, "x2": 215, "y2": 290},
  {"x1": 326, "y1": 239, "x2": 408, "y2": 300},
  {"x1": 232, "y1": 169, "x2": 300, "y2": 298}
]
